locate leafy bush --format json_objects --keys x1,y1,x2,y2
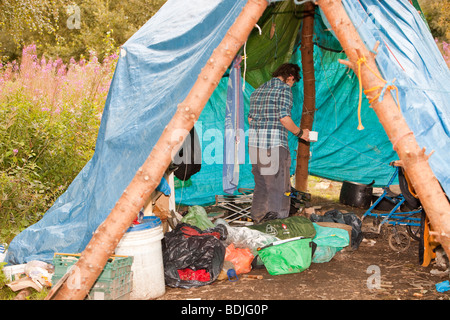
[
  {"x1": 0, "y1": 0, "x2": 166, "y2": 63},
  {"x1": 419, "y1": 0, "x2": 450, "y2": 42},
  {"x1": 0, "y1": 45, "x2": 117, "y2": 243}
]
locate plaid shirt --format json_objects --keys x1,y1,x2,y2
[{"x1": 248, "y1": 77, "x2": 293, "y2": 149}]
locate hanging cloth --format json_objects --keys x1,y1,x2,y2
[{"x1": 223, "y1": 55, "x2": 245, "y2": 194}]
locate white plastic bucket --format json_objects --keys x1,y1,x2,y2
[{"x1": 115, "y1": 217, "x2": 165, "y2": 300}]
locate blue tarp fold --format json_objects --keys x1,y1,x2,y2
[{"x1": 223, "y1": 55, "x2": 245, "y2": 194}]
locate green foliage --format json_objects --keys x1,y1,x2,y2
[
  {"x1": 0, "y1": 262, "x2": 16, "y2": 300},
  {"x1": 0, "y1": 93, "x2": 93, "y2": 243},
  {"x1": 0, "y1": 0, "x2": 166, "y2": 63},
  {"x1": 0, "y1": 0, "x2": 165, "y2": 299},
  {"x1": 418, "y1": 0, "x2": 450, "y2": 41},
  {"x1": 0, "y1": 263, "x2": 7, "y2": 287},
  {"x1": 0, "y1": 45, "x2": 117, "y2": 244}
]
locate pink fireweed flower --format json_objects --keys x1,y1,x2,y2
[
  {"x1": 443, "y1": 42, "x2": 449, "y2": 59},
  {"x1": 13, "y1": 149, "x2": 18, "y2": 155},
  {"x1": 57, "y1": 65, "x2": 66, "y2": 76}
]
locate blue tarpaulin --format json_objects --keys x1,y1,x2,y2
[
  {"x1": 223, "y1": 55, "x2": 245, "y2": 194},
  {"x1": 6, "y1": 0, "x2": 450, "y2": 264}
]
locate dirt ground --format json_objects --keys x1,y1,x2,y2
[{"x1": 156, "y1": 180, "x2": 450, "y2": 301}]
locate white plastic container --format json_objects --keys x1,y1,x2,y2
[
  {"x1": 2, "y1": 264, "x2": 26, "y2": 282},
  {"x1": 115, "y1": 217, "x2": 165, "y2": 300}
]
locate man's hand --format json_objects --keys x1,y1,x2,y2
[
  {"x1": 279, "y1": 116, "x2": 310, "y2": 142},
  {"x1": 298, "y1": 128, "x2": 310, "y2": 142}
]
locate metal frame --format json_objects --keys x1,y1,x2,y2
[
  {"x1": 362, "y1": 166, "x2": 422, "y2": 233},
  {"x1": 215, "y1": 188, "x2": 253, "y2": 224}
]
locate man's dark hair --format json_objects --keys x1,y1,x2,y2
[{"x1": 272, "y1": 63, "x2": 301, "y2": 82}]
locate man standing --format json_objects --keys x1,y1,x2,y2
[{"x1": 248, "y1": 63, "x2": 309, "y2": 223}]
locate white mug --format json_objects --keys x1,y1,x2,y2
[{"x1": 309, "y1": 131, "x2": 318, "y2": 142}]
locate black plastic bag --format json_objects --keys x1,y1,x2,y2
[
  {"x1": 162, "y1": 223, "x2": 227, "y2": 288},
  {"x1": 310, "y1": 209, "x2": 363, "y2": 250}
]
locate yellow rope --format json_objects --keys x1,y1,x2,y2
[
  {"x1": 356, "y1": 56, "x2": 367, "y2": 130},
  {"x1": 355, "y1": 55, "x2": 401, "y2": 131}
]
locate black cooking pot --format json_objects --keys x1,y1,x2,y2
[
  {"x1": 339, "y1": 180, "x2": 375, "y2": 209},
  {"x1": 371, "y1": 194, "x2": 397, "y2": 211}
]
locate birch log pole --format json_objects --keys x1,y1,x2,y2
[
  {"x1": 317, "y1": 0, "x2": 450, "y2": 258},
  {"x1": 295, "y1": 2, "x2": 316, "y2": 192},
  {"x1": 49, "y1": 0, "x2": 269, "y2": 300}
]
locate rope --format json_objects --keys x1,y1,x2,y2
[
  {"x1": 355, "y1": 55, "x2": 401, "y2": 131},
  {"x1": 356, "y1": 56, "x2": 366, "y2": 130},
  {"x1": 242, "y1": 24, "x2": 262, "y2": 91},
  {"x1": 391, "y1": 131, "x2": 413, "y2": 151}
]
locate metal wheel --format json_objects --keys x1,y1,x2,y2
[
  {"x1": 398, "y1": 168, "x2": 421, "y2": 210},
  {"x1": 407, "y1": 210, "x2": 425, "y2": 241},
  {"x1": 406, "y1": 224, "x2": 421, "y2": 241},
  {"x1": 388, "y1": 229, "x2": 410, "y2": 252}
]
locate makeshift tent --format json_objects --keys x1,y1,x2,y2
[{"x1": 6, "y1": 0, "x2": 449, "y2": 265}]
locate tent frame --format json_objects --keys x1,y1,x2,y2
[
  {"x1": 317, "y1": 0, "x2": 450, "y2": 259},
  {"x1": 48, "y1": 0, "x2": 450, "y2": 299},
  {"x1": 48, "y1": 0, "x2": 270, "y2": 300}
]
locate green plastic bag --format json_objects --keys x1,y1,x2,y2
[
  {"x1": 257, "y1": 237, "x2": 313, "y2": 275},
  {"x1": 312, "y1": 246, "x2": 340, "y2": 264},
  {"x1": 312, "y1": 223, "x2": 349, "y2": 247},
  {"x1": 311, "y1": 223, "x2": 349, "y2": 263},
  {"x1": 181, "y1": 206, "x2": 215, "y2": 230},
  {"x1": 249, "y1": 216, "x2": 316, "y2": 240}
]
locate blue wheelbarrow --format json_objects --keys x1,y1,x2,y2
[{"x1": 362, "y1": 162, "x2": 423, "y2": 252}]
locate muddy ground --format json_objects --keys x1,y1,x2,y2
[{"x1": 156, "y1": 180, "x2": 449, "y2": 301}]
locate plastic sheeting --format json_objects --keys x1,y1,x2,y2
[
  {"x1": 177, "y1": 0, "x2": 450, "y2": 203},
  {"x1": 6, "y1": 0, "x2": 249, "y2": 264},
  {"x1": 223, "y1": 55, "x2": 245, "y2": 194},
  {"x1": 311, "y1": 223, "x2": 350, "y2": 263},
  {"x1": 341, "y1": 0, "x2": 450, "y2": 197},
  {"x1": 6, "y1": 0, "x2": 450, "y2": 264}
]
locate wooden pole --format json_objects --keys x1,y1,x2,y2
[
  {"x1": 317, "y1": 0, "x2": 450, "y2": 258},
  {"x1": 295, "y1": 2, "x2": 316, "y2": 192},
  {"x1": 49, "y1": 0, "x2": 269, "y2": 300}
]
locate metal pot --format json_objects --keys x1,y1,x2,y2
[
  {"x1": 371, "y1": 194, "x2": 397, "y2": 211},
  {"x1": 339, "y1": 180, "x2": 375, "y2": 209}
]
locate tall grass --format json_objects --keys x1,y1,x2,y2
[{"x1": 0, "y1": 45, "x2": 117, "y2": 243}]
